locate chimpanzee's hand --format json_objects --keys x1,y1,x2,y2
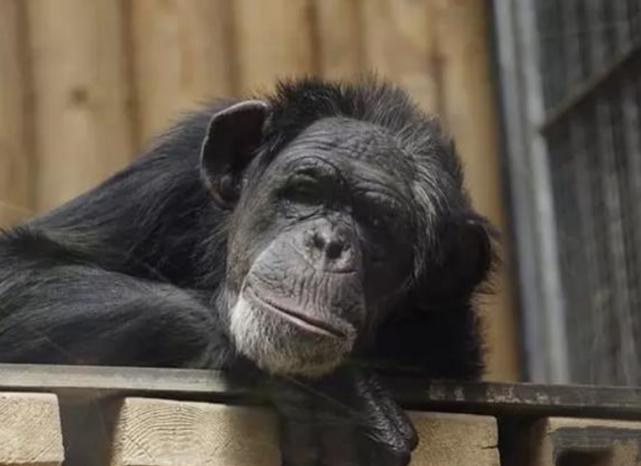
[{"x1": 267, "y1": 367, "x2": 418, "y2": 466}]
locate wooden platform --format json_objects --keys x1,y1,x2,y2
[{"x1": 0, "y1": 364, "x2": 640, "y2": 466}]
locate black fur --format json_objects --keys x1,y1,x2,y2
[{"x1": 0, "y1": 77, "x2": 496, "y2": 466}]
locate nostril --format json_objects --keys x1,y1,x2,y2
[
  {"x1": 325, "y1": 240, "x2": 344, "y2": 260},
  {"x1": 311, "y1": 232, "x2": 326, "y2": 251},
  {"x1": 306, "y1": 229, "x2": 351, "y2": 263}
]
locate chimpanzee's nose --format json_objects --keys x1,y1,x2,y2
[
  {"x1": 311, "y1": 230, "x2": 345, "y2": 259},
  {"x1": 305, "y1": 227, "x2": 355, "y2": 272}
]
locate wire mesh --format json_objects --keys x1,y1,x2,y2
[{"x1": 534, "y1": 0, "x2": 641, "y2": 385}]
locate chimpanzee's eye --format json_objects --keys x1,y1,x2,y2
[{"x1": 282, "y1": 174, "x2": 319, "y2": 205}]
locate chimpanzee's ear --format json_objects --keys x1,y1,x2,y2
[
  {"x1": 416, "y1": 214, "x2": 497, "y2": 309},
  {"x1": 200, "y1": 100, "x2": 270, "y2": 209}
]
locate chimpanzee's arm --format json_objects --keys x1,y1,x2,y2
[
  {"x1": 0, "y1": 261, "x2": 230, "y2": 368},
  {"x1": 267, "y1": 367, "x2": 418, "y2": 466}
]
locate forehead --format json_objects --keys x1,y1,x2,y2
[{"x1": 274, "y1": 117, "x2": 417, "y2": 181}]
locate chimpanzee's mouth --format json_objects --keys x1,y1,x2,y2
[{"x1": 243, "y1": 286, "x2": 346, "y2": 339}]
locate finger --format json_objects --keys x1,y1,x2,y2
[{"x1": 366, "y1": 374, "x2": 418, "y2": 450}]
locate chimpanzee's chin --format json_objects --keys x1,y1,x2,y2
[{"x1": 229, "y1": 293, "x2": 354, "y2": 377}]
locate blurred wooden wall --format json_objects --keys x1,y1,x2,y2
[{"x1": 0, "y1": 0, "x2": 519, "y2": 381}]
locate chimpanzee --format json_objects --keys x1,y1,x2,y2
[{"x1": 0, "y1": 77, "x2": 496, "y2": 466}]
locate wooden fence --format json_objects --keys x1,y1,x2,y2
[
  {"x1": 1, "y1": 365, "x2": 641, "y2": 466},
  {"x1": 0, "y1": 0, "x2": 518, "y2": 381}
]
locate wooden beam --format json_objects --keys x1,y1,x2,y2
[
  {"x1": 109, "y1": 398, "x2": 501, "y2": 466},
  {"x1": 1, "y1": 365, "x2": 641, "y2": 421},
  {"x1": 0, "y1": 0, "x2": 34, "y2": 226},
  {"x1": 110, "y1": 398, "x2": 279, "y2": 466},
  {"x1": 0, "y1": 364, "x2": 245, "y2": 401},
  {"x1": 130, "y1": 0, "x2": 234, "y2": 146},
  {"x1": 27, "y1": 0, "x2": 135, "y2": 212},
  {"x1": 0, "y1": 393, "x2": 64, "y2": 466},
  {"x1": 409, "y1": 412, "x2": 499, "y2": 466}
]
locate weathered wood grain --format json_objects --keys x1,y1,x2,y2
[
  {"x1": 0, "y1": 392, "x2": 64, "y2": 466},
  {"x1": 409, "y1": 412, "x2": 499, "y2": 466},
  {"x1": 109, "y1": 398, "x2": 500, "y2": 466},
  {"x1": 109, "y1": 398, "x2": 280, "y2": 466}
]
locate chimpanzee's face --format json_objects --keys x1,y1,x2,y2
[{"x1": 225, "y1": 118, "x2": 423, "y2": 377}]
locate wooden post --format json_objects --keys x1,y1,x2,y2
[
  {"x1": 409, "y1": 412, "x2": 500, "y2": 466},
  {"x1": 361, "y1": 0, "x2": 442, "y2": 113},
  {"x1": 433, "y1": 0, "x2": 519, "y2": 381},
  {"x1": 233, "y1": 0, "x2": 316, "y2": 93},
  {"x1": 524, "y1": 417, "x2": 641, "y2": 466},
  {"x1": 0, "y1": 0, "x2": 34, "y2": 226},
  {"x1": 130, "y1": 0, "x2": 234, "y2": 146},
  {"x1": 27, "y1": 0, "x2": 135, "y2": 212}
]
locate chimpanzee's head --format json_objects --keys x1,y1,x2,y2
[{"x1": 200, "y1": 78, "x2": 495, "y2": 377}]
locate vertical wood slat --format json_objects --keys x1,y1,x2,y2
[
  {"x1": 233, "y1": 0, "x2": 316, "y2": 93},
  {"x1": 433, "y1": 0, "x2": 519, "y2": 381},
  {"x1": 0, "y1": 0, "x2": 34, "y2": 227},
  {"x1": 313, "y1": 0, "x2": 364, "y2": 80},
  {"x1": 130, "y1": 0, "x2": 234, "y2": 146},
  {"x1": 361, "y1": 0, "x2": 442, "y2": 113},
  {"x1": 27, "y1": 0, "x2": 134, "y2": 212}
]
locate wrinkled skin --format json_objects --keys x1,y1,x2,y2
[{"x1": 222, "y1": 118, "x2": 418, "y2": 380}]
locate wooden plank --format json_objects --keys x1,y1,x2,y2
[
  {"x1": 130, "y1": 0, "x2": 234, "y2": 145},
  {"x1": 26, "y1": 0, "x2": 134, "y2": 212},
  {"x1": 109, "y1": 399, "x2": 500, "y2": 466},
  {"x1": 522, "y1": 417, "x2": 641, "y2": 466},
  {"x1": 361, "y1": 0, "x2": 441, "y2": 113},
  {"x1": 0, "y1": 392, "x2": 64, "y2": 466},
  {"x1": 432, "y1": 0, "x2": 519, "y2": 382},
  {"x1": 313, "y1": 0, "x2": 363, "y2": 80},
  {"x1": 0, "y1": 365, "x2": 641, "y2": 421},
  {"x1": 408, "y1": 412, "x2": 499, "y2": 466},
  {"x1": 110, "y1": 398, "x2": 280, "y2": 466},
  {"x1": 0, "y1": 364, "x2": 245, "y2": 401},
  {"x1": 0, "y1": 0, "x2": 34, "y2": 226},
  {"x1": 233, "y1": 0, "x2": 316, "y2": 93},
  {"x1": 395, "y1": 379, "x2": 641, "y2": 420}
]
